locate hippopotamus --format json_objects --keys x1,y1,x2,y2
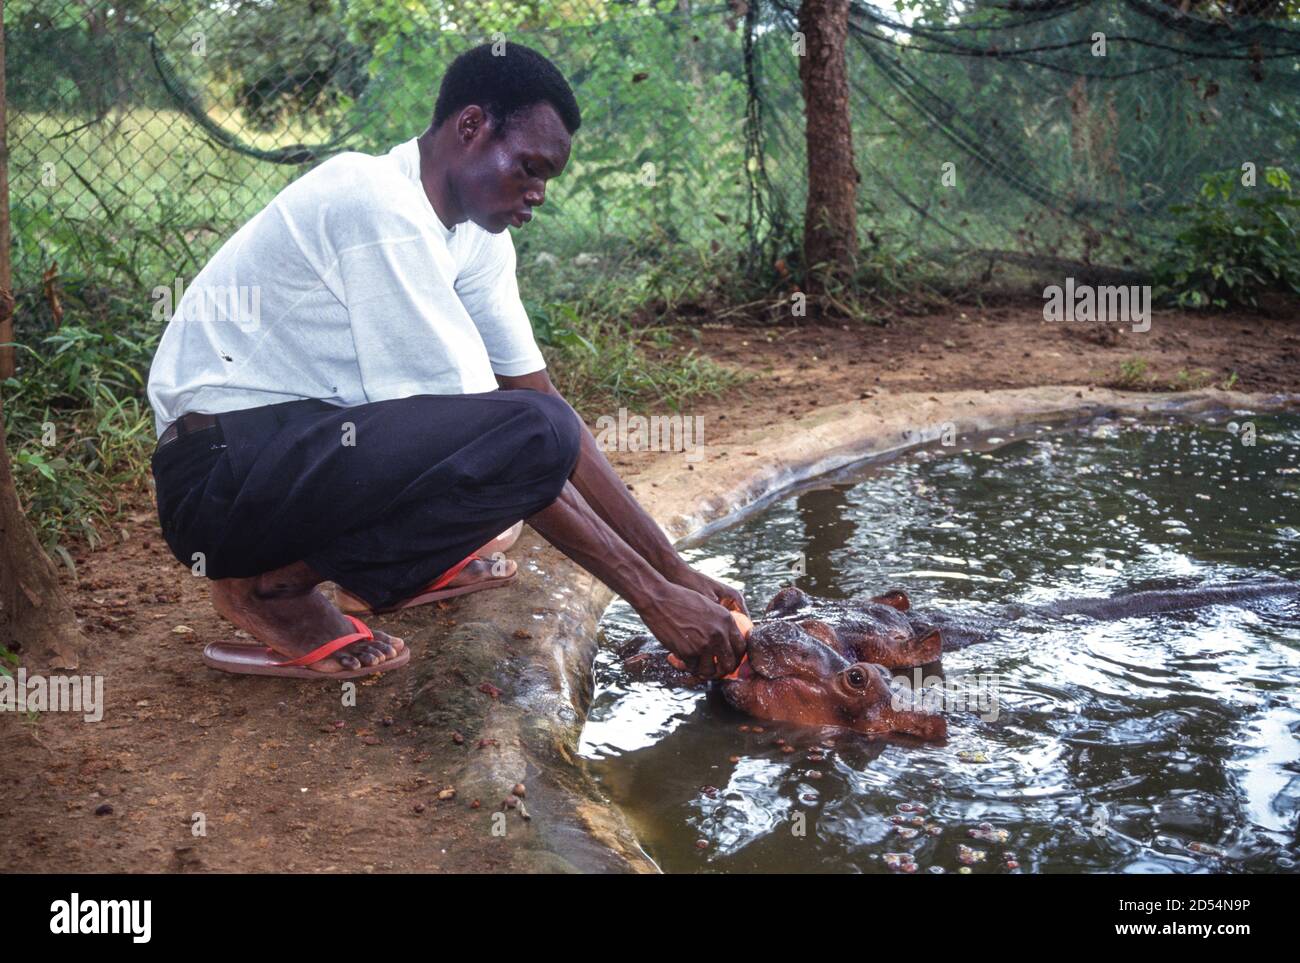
[
  {"x1": 761, "y1": 580, "x2": 1300, "y2": 652},
  {"x1": 615, "y1": 579, "x2": 1297, "y2": 741},
  {"x1": 618, "y1": 609, "x2": 948, "y2": 741},
  {"x1": 764, "y1": 586, "x2": 942, "y2": 668}
]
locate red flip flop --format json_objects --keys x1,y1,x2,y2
[
  {"x1": 335, "y1": 552, "x2": 517, "y2": 616},
  {"x1": 201, "y1": 615, "x2": 410, "y2": 679}
]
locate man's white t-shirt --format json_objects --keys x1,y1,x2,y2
[{"x1": 146, "y1": 137, "x2": 546, "y2": 437}]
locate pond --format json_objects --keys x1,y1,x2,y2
[{"x1": 579, "y1": 411, "x2": 1300, "y2": 873}]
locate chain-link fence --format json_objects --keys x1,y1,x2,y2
[
  {"x1": 749, "y1": 0, "x2": 1300, "y2": 286},
  {"x1": 8, "y1": 1, "x2": 755, "y2": 299},
  {"x1": 7, "y1": 0, "x2": 1300, "y2": 302}
]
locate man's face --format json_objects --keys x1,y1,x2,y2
[{"x1": 453, "y1": 101, "x2": 572, "y2": 234}]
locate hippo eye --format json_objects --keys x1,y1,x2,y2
[{"x1": 846, "y1": 667, "x2": 867, "y2": 689}]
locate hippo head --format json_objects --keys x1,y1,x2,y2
[{"x1": 720, "y1": 620, "x2": 947, "y2": 741}]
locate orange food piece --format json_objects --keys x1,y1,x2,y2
[
  {"x1": 663, "y1": 609, "x2": 752, "y2": 678},
  {"x1": 730, "y1": 609, "x2": 754, "y2": 638}
]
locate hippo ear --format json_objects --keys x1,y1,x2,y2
[
  {"x1": 798, "y1": 619, "x2": 841, "y2": 652},
  {"x1": 765, "y1": 586, "x2": 808, "y2": 617},
  {"x1": 912, "y1": 628, "x2": 942, "y2": 664},
  {"x1": 871, "y1": 589, "x2": 910, "y2": 612}
]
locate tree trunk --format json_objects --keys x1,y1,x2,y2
[
  {"x1": 798, "y1": 0, "x2": 859, "y2": 291},
  {"x1": 0, "y1": 405, "x2": 84, "y2": 670},
  {"x1": 0, "y1": 1, "x2": 84, "y2": 670},
  {"x1": 0, "y1": 0, "x2": 14, "y2": 380}
]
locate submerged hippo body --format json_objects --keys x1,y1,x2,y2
[
  {"x1": 618, "y1": 605, "x2": 947, "y2": 741},
  {"x1": 765, "y1": 581, "x2": 1300, "y2": 653}
]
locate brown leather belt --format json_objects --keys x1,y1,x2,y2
[{"x1": 156, "y1": 411, "x2": 220, "y2": 450}]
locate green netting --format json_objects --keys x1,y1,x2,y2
[
  {"x1": 6, "y1": 0, "x2": 1299, "y2": 296},
  {"x1": 750, "y1": 0, "x2": 1300, "y2": 283}
]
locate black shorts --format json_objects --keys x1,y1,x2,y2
[{"x1": 149, "y1": 390, "x2": 582, "y2": 611}]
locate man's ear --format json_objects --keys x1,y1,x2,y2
[{"x1": 456, "y1": 105, "x2": 489, "y2": 145}]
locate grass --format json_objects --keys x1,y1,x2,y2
[
  {"x1": 522, "y1": 244, "x2": 756, "y2": 412},
  {"x1": 550, "y1": 318, "x2": 745, "y2": 415},
  {"x1": 3, "y1": 310, "x2": 158, "y2": 558},
  {"x1": 0, "y1": 645, "x2": 19, "y2": 679},
  {"x1": 1107, "y1": 357, "x2": 1242, "y2": 393},
  {"x1": 1112, "y1": 357, "x2": 1152, "y2": 389},
  {"x1": 1168, "y1": 368, "x2": 1217, "y2": 392}
]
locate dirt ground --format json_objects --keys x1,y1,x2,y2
[{"x1": 2, "y1": 299, "x2": 1296, "y2": 873}]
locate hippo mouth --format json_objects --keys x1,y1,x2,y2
[
  {"x1": 716, "y1": 653, "x2": 769, "y2": 689},
  {"x1": 716, "y1": 643, "x2": 806, "y2": 699}
]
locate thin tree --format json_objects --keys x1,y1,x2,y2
[
  {"x1": 0, "y1": 0, "x2": 84, "y2": 670},
  {"x1": 798, "y1": 0, "x2": 859, "y2": 291}
]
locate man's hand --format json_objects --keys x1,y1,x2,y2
[
  {"x1": 664, "y1": 562, "x2": 749, "y2": 616},
  {"x1": 636, "y1": 582, "x2": 748, "y2": 679}
]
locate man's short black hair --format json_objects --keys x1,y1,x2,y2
[{"x1": 434, "y1": 42, "x2": 581, "y2": 136}]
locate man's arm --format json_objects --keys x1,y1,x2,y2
[{"x1": 496, "y1": 368, "x2": 749, "y2": 615}]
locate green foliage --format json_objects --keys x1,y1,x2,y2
[
  {"x1": 3, "y1": 307, "x2": 157, "y2": 553},
  {"x1": 548, "y1": 315, "x2": 744, "y2": 416},
  {"x1": 521, "y1": 247, "x2": 751, "y2": 413},
  {"x1": 1167, "y1": 367, "x2": 1216, "y2": 391},
  {"x1": 1113, "y1": 357, "x2": 1151, "y2": 388},
  {"x1": 1156, "y1": 167, "x2": 1300, "y2": 309},
  {"x1": 0, "y1": 643, "x2": 19, "y2": 679},
  {"x1": 207, "y1": 0, "x2": 370, "y2": 132}
]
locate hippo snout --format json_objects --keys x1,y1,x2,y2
[
  {"x1": 891, "y1": 709, "x2": 948, "y2": 741},
  {"x1": 882, "y1": 670, "x2": 948, "y2": 741}
]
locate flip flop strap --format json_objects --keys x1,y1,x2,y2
[
  {"x1": 425, "y1": 552, "x2": 481, "y2": 592},
  {"x1": 269, "y1": 615, "x2": 374, "y2": 667}
]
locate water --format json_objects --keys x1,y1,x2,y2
[{"x1": 578, "y1": 412, "x2": 1300, "y2": 873}]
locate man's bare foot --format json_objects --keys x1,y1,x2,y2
[
  {"x1": 211, "y1": 561, "x2": 405, "y2": 673},
  {"x1": 333, "y1": 547, "x2": 519, "y2": 616},
  {"x1": 447, "y1": 555, "x2": 517, "y2": 585}
]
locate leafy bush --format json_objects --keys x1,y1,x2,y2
[
  {"x1": 2, "y1": 309, "x2": 157, "y2": 554},
  {"x1": 1156, "y1": 167, "x2": 1300, "y2": 309}
]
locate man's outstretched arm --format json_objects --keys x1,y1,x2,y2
[
  {"x1": 496, "y1": 369, "x2": 748, "y2": 615},
  {"x1": 526, "y1": 480, "x2": 746, "y2": 678}
]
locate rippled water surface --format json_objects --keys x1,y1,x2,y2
[{"x1": 579, "y1": 413, "x2": 1300, "y2": 873}]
